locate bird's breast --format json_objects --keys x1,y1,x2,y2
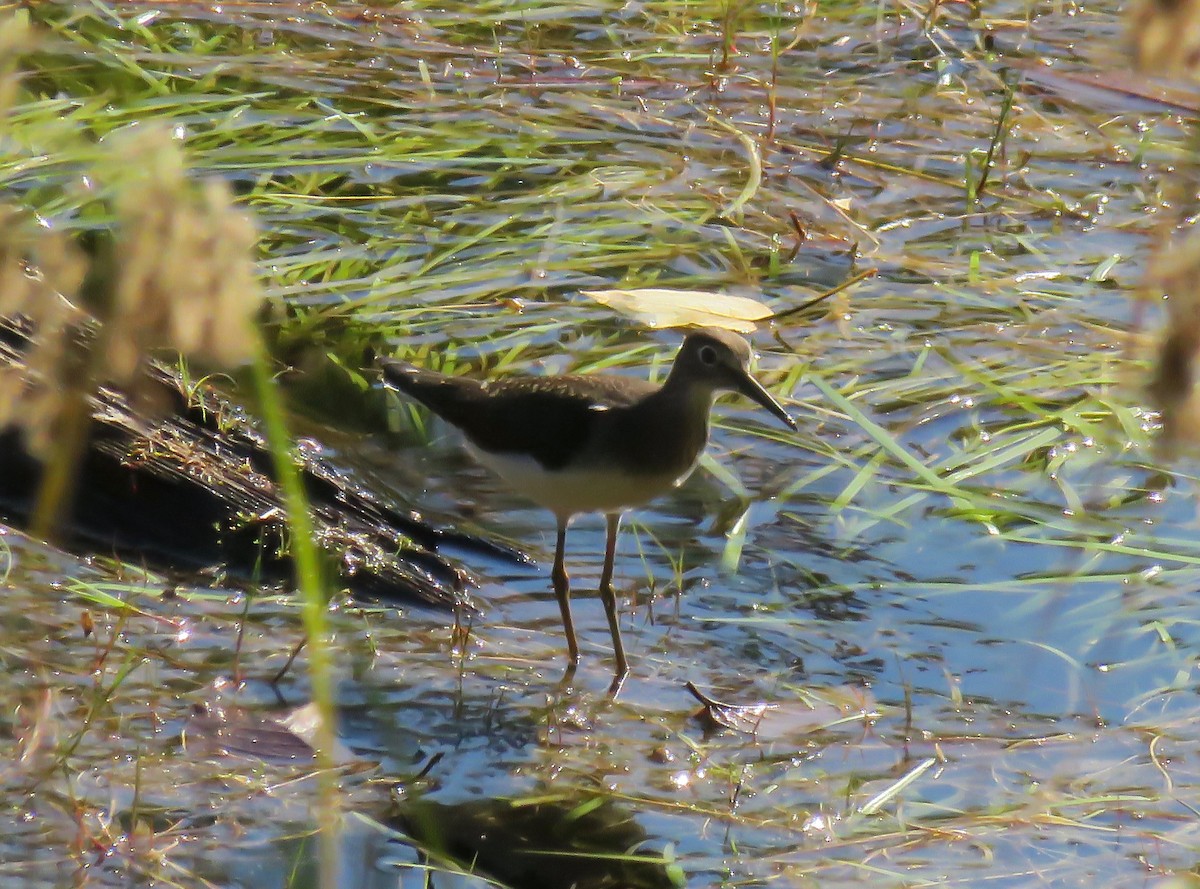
[{"x1": 468, "y1": 445, "x2": 687, "y2": 518}]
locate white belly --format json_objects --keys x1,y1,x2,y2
[{"x1": 469, "y1": 445, "x2": 691, "y2": 519}]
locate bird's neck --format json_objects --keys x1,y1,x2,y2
[
  {"x1": 644, "y1": 375, "x2": 717, "y2": 461},
  {"x1": 657, "y1": 371, "x2": 718, "y2": 420}
]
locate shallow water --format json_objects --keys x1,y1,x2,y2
[{"x1": 5, "y1": 0, "x2": 1200, "y2": 887}]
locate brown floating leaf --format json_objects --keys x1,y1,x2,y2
[
  {"x1": 686, "y1": 681, "x2": 777, "y2": 734},
  {"x1": 1008, "y1": 58, "x2": 1200, "y2": 115},
  {"x1": 182, "y1": 702, "x2": 317, "y2": 764},
  {"x1": 687, "y1": 681, "x2": 879, "y2": 739}
]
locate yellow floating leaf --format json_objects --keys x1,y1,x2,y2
[{"x1": 581, "y1": 287, "x2": 772, "y2": 333}]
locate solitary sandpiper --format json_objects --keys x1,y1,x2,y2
[{"x1": 379, "y1": 328, "x2": 795, "y2": 685}]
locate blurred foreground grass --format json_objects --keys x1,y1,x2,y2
[{"x1": 3, "y1": 1, "x2": 1200, "y2": 887}]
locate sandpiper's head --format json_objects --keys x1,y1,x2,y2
[{"x1": 671, "y1": 328, "x2": 796, "y2": 430}]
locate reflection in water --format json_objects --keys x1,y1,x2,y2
[{"x1": 388, "y1": 796, "x2": 678, "y2": 889}]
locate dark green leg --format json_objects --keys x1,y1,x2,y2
[
  {"x1": 551, "y1": 517, "x2": 580, "y2": 665},
  {"x1": 599, "y1": 512, "x2": 628, "y2": 685}
]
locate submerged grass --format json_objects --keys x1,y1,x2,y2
[{"x1": 0, "y1": 0, "x2": 1198, "y2": 886}]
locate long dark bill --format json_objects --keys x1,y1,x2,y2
[{"x1": 735, "y1": 372, "x2": 797, "y2": 430}]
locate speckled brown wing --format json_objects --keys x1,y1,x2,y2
[{"x1": 379, "y1": 359, "x2": 655, "y2": 471}]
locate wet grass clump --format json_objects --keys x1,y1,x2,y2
[{"x1": 2, "y1": 0, "x2": 1199, "y2": 887}]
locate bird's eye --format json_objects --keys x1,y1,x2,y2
[{"x1": 698, "y1": 345, "x2": 718, "y2": 365}]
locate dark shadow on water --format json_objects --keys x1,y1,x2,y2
[{"x1": 386, "y1": 796, "x2": 678, "y2": 889}]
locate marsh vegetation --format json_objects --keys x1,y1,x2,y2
[{"x1": 1, "y1": 1, "x2": 1197, "y2": 887}]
